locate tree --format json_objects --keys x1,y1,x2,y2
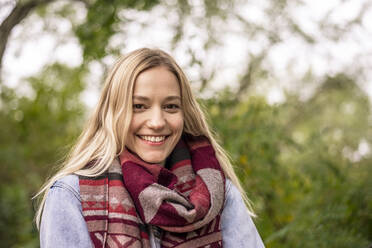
[
  {"x1": 204, "y1": 74, "x2": 371, "y2": 247},
  {"x1": 1, "y1": 0, "x2": 371, "y2": 246},
  {"x1": 0, "y1": 0, "x2": 162, "y2": 80},
  {"x1": 0, "y1": 64, "x2": 86, "y2": 246}
]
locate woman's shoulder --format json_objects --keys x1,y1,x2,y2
[
  {"x1": 221, "y1": 179, "x2": 266, "y2": 247},
  {"x1": 225, "y1": 178, "x2": 233, "y2": 191},
  {"x1": 222, "y1": 178, "x2": 249, "y2": 214},
  {"x1": 41, "y1": 175, "x2": 92, "y2": 247},
  {"x1": 224, "y1": 179, "x2": 241, "y2": 204},
  {"x1": 50, "y1": 174, "x2": 80, "y2": 201}
]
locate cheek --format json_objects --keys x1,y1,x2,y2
[
  {"x1": 127, "y1": 117, "x2": 140, "y2": 146},
  {"x1": 171, "y1": 115, "x2": 184, "y2": 133},
  {"x1": 129, "y1": 116, "x2": 141, "y2": 134}
]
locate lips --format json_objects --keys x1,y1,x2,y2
[{"x1": 137, "y1": 135, "x2": 169, "y2": 143}]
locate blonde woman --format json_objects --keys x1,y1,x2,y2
[{"x1": 35, "y1": 48, "x2": 265, "y2": 248}]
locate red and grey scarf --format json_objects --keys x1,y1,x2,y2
[{"x1": 79, "y1": 135, "x2": 225, "y2": 248}]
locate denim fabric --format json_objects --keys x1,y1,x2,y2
[
  {"x1": 221, "y1": 180, "x2": 265, "y2": 248},
  {"x1": 40, "y1": 175, "x2": 92, "y2": 247},
  {"x1": 40, "y1": 175, "x2": 265, "y2": 248}
]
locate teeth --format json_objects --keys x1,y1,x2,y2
[{"x1": 140, "y1": 135, "x2": 166, "y2": 142}]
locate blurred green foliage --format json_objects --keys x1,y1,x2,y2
[
  {"x1": 203, "y1": 74, "x2": 372, "y2": 247},
  {"x1": 75, "y1": 0, "x2": 159, "y2": 60},
  {"x1": 0, "y1": 64, "x2": 86, "y2": 247}
]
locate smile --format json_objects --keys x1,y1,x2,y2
[{"x1": 138, "y1": 135, "x2": 168, "y2": 143}]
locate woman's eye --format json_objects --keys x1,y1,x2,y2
[
  {"x1": 165, "y1": 104, "x2": 180, "y2": 111},
  {"x1": 133, "y1": 104, "x2": 145, "y2": 110}
]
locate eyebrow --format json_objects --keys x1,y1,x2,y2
[{"x1": 132, "y1": 95, "x2": 181, "y2": 101}]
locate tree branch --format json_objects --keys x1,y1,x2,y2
[{"x1": 0, "y1": 0, "x2": 54, "y2": 80}]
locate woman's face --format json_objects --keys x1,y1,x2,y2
[{"x1": 125, "y1": 66, "x2": 184, "y2": 164}]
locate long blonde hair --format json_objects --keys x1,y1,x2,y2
[{"x1": 34, "y1": 48, "x2": 254, "y2": 229}]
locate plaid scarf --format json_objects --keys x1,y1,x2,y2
[{"x1": 79, "y1": 135, "x2": 225, "y2": 248}]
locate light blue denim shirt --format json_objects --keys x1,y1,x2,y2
[{"x1": 40, "y1": 175, "x2": 265, "y2": 248}]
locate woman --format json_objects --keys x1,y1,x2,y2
[{"x1": 35, "y1": 48, "x2": 265, "y2": 248}]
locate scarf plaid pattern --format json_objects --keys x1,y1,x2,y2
[{"x1": 79, "y1": 135, "x2": 225, "y2": 248}]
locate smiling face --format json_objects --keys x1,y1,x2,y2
[{"x1": 125, "y1": 66, "x2": 184, "y2": 164}]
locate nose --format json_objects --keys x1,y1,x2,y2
[{"x1": 146, "y1": 107, "x2": 166, "y2": 130}]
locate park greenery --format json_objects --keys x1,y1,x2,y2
[{"x1": 0, "y1": 0, "x2": 371, "y2": 247}]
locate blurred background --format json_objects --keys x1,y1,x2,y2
[{"x1": 0, "y1": 0, "x2": 371, "y2": 247}]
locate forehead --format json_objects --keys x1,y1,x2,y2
[{"x1": 133, "y1": 66, "x2": 180, "y2": 97}]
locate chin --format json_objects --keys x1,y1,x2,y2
[{"x1": 140, "y1": 153, "x2": 165, "y2": 164}]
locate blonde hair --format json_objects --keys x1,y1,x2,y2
[{"x1": 34, "y1": 48, "x2": 254, "y2": 229}]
